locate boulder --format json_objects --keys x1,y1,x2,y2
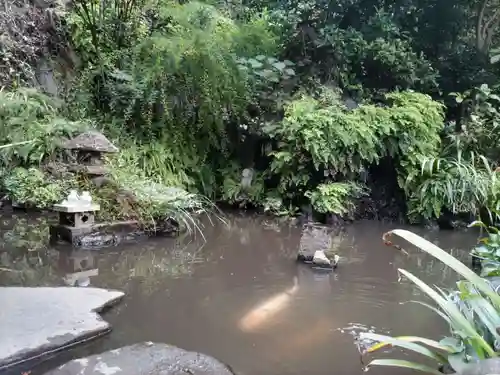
[
  {"x1": 43, "y1": 342, "x2": 236, "y2": 375},
  {"x1": 297, "y1": 224, "x2": 333, "y2": 262},
  {"x1": 297, "y1": 224, "x2": 339, "y2": 268},
  {"x1": 0, "y1": 287, "x2": 124, "y2": 370}
]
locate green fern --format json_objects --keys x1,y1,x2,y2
[
  {"x1": 264, "y1": 87, "x2": 444, "y2": 211},
  {"x1": 305, "y1": 182, "x2": 367, "y2": 216}
]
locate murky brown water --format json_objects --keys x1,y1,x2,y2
[{"x1": 0, "y1": 213, "x2": 481, "y2": 375}]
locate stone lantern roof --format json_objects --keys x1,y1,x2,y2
[{"x1": 63, "y1": 131, "x2": 119, "y2": 153}]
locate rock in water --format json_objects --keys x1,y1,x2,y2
[
  {"x1": 0, "y1": 287, "x2": 124, "y2": 370},
  {"x1": 43, "y1": 342, "x2": 236, "y2": 375},
  {"x1": 297, "y1": 224, "x2": 333, "y2": 263},
  {"x1": 312, "y1": 250, "x2": 331, "y2": 267}
]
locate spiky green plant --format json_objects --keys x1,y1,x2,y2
[
  {"x1": 405, "y1": 152, "x2": 500, "y2": 223},
  {"x1": 360, "y1": 229, "x2": 500, "y2": 374}
]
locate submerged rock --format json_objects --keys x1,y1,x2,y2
[
  {"x1": 73, "y1": 230, "x2": 148, "y2": 248},
  {"x1": 43, "y1": 342, "x2": 236, "y2": 375},
  {"x1": 0, "y1": 287, "x2": 124, "y2": 370}
]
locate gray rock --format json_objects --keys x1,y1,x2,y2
[
  {"x1": 297, "y1": 224, "x2": 334, "y2": 263},
  {"x1": 0, "y1": 287, "x2": 124, "y2": 370},
  {"x1": 43, "y1": 342, "x2": 236, "y2": 375},
  {"x1": 36, "y1": 58, "x2": 59, "y2": 96}
]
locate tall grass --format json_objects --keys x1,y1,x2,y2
[
  {"x1": 405, "y1": 152, "x2": 500, "y2": 222},
  {"x1": 103, "y1": 143, "x2": 226, "y2": 239}
]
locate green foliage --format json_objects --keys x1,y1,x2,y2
[
  {"x1": 361, "y1": 229, "x2": 500, "y2": 374},
  {"x1": 101, "y1": 147, "x2": 222, "y2": 234},
  {"x1": 318, "y1": 23, "x2": 438, "y2": 96},
  {"x1": 219, "y1": 162, "x2": 265, "y2": 207},
  {"x1": 0, "y1": 88, "x2": 88, "y2": 167},
  {"x1": 6, "y1": 0, "x2": 500, "y2": 223},
  {"x1": 3, "y1": 167, "x2": 69, "y2": 209},
  {"x1": 248, "y1": 0, "x2": 494, "y2": 94},
  {"x1": 469, "y1": 220, "x2": 500, "y2": 277},
  {"x1": 305, "y1": 182, "x2": 367, "y2": 216},
  {"x1": 262, "y1": 195, "x2": 299, "y2": 216},
  {"x1": 237, "y1": 54, "x2": 296, "y2": 118},
  {"x1": 67, "y1": 0, "x2": 151, "y2": 67},
  {"x1": 76, "y1": 0, "x2": 279, "y2": 156},
  {"x1": 117, "y1": 141, "x2": 197, "y2": 189},
  {"x1": 2, "y1": 217, "x2": 51, "y2": 253},
  {"x1": 404, "y1": 153, "x2": 498, "y2": 222},
  {"x1": 265, "y1": 87, "x2": 444, "y2": 210},
  {"x1": 448, "y1": 84, "x2": 500, "y2": 161}
]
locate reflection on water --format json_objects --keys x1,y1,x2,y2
[{"x1": 0, "y1": 213, "x2": 480, "y2": 375}]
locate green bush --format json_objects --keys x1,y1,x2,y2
[
  {"x1": 3, "y1": 167, "x2": 69, "y2": 209},
  {"x1": 0, "y1": 88, "x2": 88, "y2": 168},
  {"x1": 405, "y1": 154, "x2": 499, "y2": 222},
  {"x1": 305, "y1": 182, "x2": 367, "y2": 216},
  {"x1": 264, "y1": 87, "x2": 444, "y2": 210}
]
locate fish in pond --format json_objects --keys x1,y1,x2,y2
[{"x1": 238, "y1": 277, "x2": 299, "y2": 333}]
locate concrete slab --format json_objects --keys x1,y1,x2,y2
[{"x1": 0, "y1": 287, "x2": 124, "y2": 370}]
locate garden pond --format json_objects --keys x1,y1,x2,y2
[{"x1": 0, "y1": 212, "x2": 481, "y2": 375}]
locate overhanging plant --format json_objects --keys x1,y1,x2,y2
[{"x1": 359, "y1": 229, "x2": 500, "y2": 374}]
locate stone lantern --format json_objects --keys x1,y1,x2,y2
[
  {"x1": 50, "y1": 191, "x2": 101, "y2": 243},
  {"x1": 63, "y1": 130, "x2": 119, "y2": 176}
]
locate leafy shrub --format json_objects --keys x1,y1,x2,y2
[
  {"x1": 219, "y1": 162, "x2": 265, "y2": 207},
  {"x1": 236, "y1": 54, "x2": 296, "y2": 117},
  {"x1": 3, "y1": 167, "x2": 68, "y2": 209},
  {"x1": 78, "y1": 1, "x2": 279, "y2": 156},
  {"x1": 469, "y1": 220, "x2": 500, "y2": 277},
  {"x1": 264, "y1": 87, "x2": 444, "y2": 210},
  {"x1": 405, "y1": 153, "x2": 498, "y2": 222},
  {"x1": 101, "y1": 147, "x2": 222, "y2": 234},
  {"x1": 67, "y1": 0, "x2": 148, "y2": 65},
  {"x1": 318, "y1": 25, "x2": 439, "y2": 95},
  {"x1": 305, "y1": 182, "x2": 367, "y2": 216},
  {"x1": 448, "y1": 84, "x2": 500, "y2": 162},
  {"x1": 117, "y1": 141, "x2": 197, "y2": 189},
  {"x1": 0, "y1": 88, "x2": 88, "y2": 167}
]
